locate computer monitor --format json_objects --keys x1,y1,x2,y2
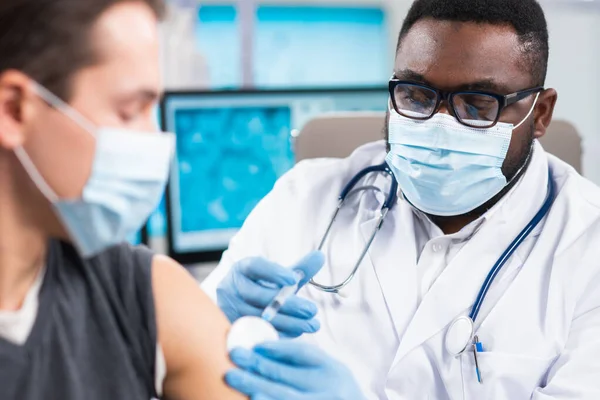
[{"x1": 162, "y1": 87, "x2": 388, "y2": 264}]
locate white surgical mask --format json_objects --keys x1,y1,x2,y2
[
  {"x1": 15, "y1": 83, "x2": 174, "y2": 257},
  {"x1": 386, "y1": 95, "x2": 538, "y2": 216}
]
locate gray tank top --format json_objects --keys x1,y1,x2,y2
[{"x1": 0, "y1": 240, "x2": 158, "y2": 399}]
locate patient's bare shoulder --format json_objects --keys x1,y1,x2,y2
[{"x1": 152, "y1": 255, "x2": 246, "y2": 400}]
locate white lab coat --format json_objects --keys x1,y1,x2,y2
[{"x1": 202, "y1": 140, "x2": 600, "y2": 400}]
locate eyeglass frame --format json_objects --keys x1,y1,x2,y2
[{"x1": 388, "y1": 78, "x2": 544, "y2": 128}]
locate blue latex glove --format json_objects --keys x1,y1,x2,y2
[
  {"x1": 217, "y1": 252, "x2": 325, "y2": 338},
  {"x1": 226, "y1": 341, "x2": 367, "y2": 400}
]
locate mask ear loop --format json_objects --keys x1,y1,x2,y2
[
  {"x1": 13, "y1": 82, "x2": 99, "y2": 203},
  {"x1": 502, "y1": 93, "x2": 541, "y2": 187},
  {"x1": 31, "y1": 83, "x2": 97, "y2": 134},
  {"x1": 14, "y1": 146, "x2": 59, "y2": 202},
  {"x1": 513, "y1": 93, "x2": 540, "y2": 130}
]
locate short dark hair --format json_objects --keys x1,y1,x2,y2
[
  {"x1": 397, "y1": 0, "x2": 549, "y2": 87},
  {"x1": 0, "y1": 0, "x2": 165, "y2": 101}
]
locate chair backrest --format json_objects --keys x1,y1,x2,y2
[
  {"x1": 538, "y1": 120, "x2": 582, "y2": 173},
  {"x1": 295, "y1": 112, "x2": 384, "y2": 161},
  {"x1": 295, "y1": 112, "x2": 583, "y2": 173}
]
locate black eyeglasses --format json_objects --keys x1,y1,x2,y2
[{"x1": 388, "y1": 78, "x2": 544, "y2": 129}]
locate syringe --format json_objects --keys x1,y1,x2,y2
[{"x1": 261, "y1": 270, "x2": 305, "y2": 322}]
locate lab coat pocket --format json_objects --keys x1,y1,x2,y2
[{"x1": 461, "y1": 351, "x2": 554, "y2": 400}]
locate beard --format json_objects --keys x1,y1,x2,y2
[{"x1": 383, "y1": 110, "x2": 536, "y2": 220}]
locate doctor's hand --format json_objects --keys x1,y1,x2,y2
[
  {"x1": 217, "y1": 252, "x2": 325, "y2": 338},
  {"x1": 226, "y1": 341, "x2": 366, "y2": 400}
]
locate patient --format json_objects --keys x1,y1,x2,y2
[{"x1": 0, "y1": 0, "x2": 244, "y2": 398}]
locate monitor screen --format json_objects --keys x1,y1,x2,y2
[{"x1": 162, "y1": 88, "x2": 388, "y2": 263}]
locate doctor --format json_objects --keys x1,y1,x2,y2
[{"x1": 206, "y1": 0, "x2": 600, "y2": 398}]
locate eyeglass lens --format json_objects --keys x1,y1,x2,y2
[{"x1": 392, "y1": 83, "x2": 501, "y2": 128}]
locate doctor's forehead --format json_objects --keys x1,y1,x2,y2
[{"x1": 394, "y1": 19, "x2": 533, "y2": 94}]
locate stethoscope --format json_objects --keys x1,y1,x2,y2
[
  {"x1": 444, "y1": 172, "x2": 555, "y2": 383},
  {"x1": 309, "y1": 162, "x2": 556, "y2": 380},
  {"x1": 309, "y1": 163, "x2": 398, "y2": 294}
]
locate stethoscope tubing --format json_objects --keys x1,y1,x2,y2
[
  {"x1": 309, "y1": 163, "x2": 397, "y2": 293},
  {"x1": 469, "y1": 172, "x2": 555, "y2": 322}
]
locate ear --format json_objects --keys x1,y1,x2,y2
[
  {"x1": 0, "y1": 70, "x2": 36, "y2": 150},
  {"x1": 532, "y1": 88, "x2": 558, "y2": 139}
]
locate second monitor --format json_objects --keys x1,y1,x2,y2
[{"x1": 162, "y1": 87, "x2": 389, "y2": 264}]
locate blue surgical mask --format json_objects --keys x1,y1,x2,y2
[
  {"x1": 14, "y1": 83, "x2": 174, "y2": 257},
  {"x1": 385, "y1": 96, "x2": 538, "y2": 217}
]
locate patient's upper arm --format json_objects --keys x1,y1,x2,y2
[{"x1": 152, "y1": 255, "x2": 247, "y2": 400}]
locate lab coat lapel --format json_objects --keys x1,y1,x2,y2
[
  {"x1": 393, "y1": 218, "x2": 515, "y2": 362},
  {"x1": 360, "y1": 177, "x2": 419, "y2": 341},
  {"x1": 393, "y1": 142, "x2": 550, "y2": 363}
]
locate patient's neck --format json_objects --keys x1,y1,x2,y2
[{"x1": 0, "y1": 155, "x2": 47, "y2": 311}]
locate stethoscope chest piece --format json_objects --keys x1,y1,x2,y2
[{"x1": 445, "y1": 316, "x2": 474, "y2": 357}]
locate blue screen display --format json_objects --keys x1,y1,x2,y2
[
  {"x1": 175, "y1": 106, "x2": 294, "y2": 233},
  {"x1": 193, "y1": 5, "x2": 389, "y2": 89},
  {"x1": 196, "y1": 5, "x2": 240, "y2": 88},
  {"x1": 163, "y1": 89, "x2": 388, "y2": 255},
  {"x1": 254, "y1": 6, "x2": 389, "y2": 88}
]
